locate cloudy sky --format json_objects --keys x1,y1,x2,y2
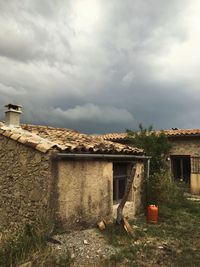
[{"x1": 0, "y1": 0, "x2": 200, "y2": 133}]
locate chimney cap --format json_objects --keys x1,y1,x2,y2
[
  {"x1": 5, "y1": 103, "x2": 22, "y2": 110},
  {"x1": 4, "y1": 103, "x2": 22, "y2": 127}
]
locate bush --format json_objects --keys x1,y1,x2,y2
[
  {"x1": 146, "y1": 171, "x2": 185, "y2": 208},
  {"x1": 127, "y1": 124, "x2": 171, "y2": 176},
  {"x1": 127, "y1": 124, "x2": 185, "y2": 209}
]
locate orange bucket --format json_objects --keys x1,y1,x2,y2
[{"x1": 147, "y1": 205, "x2": 158, "y2": 224}]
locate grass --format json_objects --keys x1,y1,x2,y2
[
  {"x1": 0, "y1": 224, "x2": 47, "y2": 267},
  {"x1": 0, "y1": 221, "x2": 73, "y2": 267},
  {"x1": 2, "y1": 198, "x2": 200, "y2": 266},
  {"x1": 103, "y1": 199, "x2": 200, "y2": 267}
]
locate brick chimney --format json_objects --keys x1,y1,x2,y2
[{"x1": 5, "y1": 104, "x2": 22, "y2": 127}]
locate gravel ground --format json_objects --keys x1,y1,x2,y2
[{"x1": 49, "y1": 228, "x2": 118, "y2": 266}]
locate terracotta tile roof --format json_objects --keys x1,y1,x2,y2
[
  {"x1": 102, "y1": 129, "x2": 200, "y2": 141},
  {"x1": 163, "y1": 129, "x2": 200, "y2": 137},
  {"x1": 0, "y1": 122, "x2": 143, "y2": 155},
  {"x1": 100, "y1": 132, "x2": 129, "y2": 141}
]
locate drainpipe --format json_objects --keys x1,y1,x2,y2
[{"x1": 147, "y1": 158, "x2": 150, "y2": 180}]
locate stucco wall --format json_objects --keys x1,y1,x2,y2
[
  {"x1": 57, "y1": 159, "x2": 113, "y2": 226},
  {"x1": 57, "y1": 160, "x2": 144, "y2": 226},
  {"x1": 132, "y1": 162, "x2": 144, "y2": 214},
  {"x1": 0, "y1": 135, "x2": 52, "y2": 239},
  {"x1": 191, "y1": 174, "x2": 200, "y2": 194}
]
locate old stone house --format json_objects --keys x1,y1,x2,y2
[
  {"x1": 102, "y1": 129, "x2": 200, "y2": 195},
  {"x1": 0, "y1": 104, "x2": 148, "y2": 239}
]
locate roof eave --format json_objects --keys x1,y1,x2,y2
[
  {"x1": 54, "y1": 152, "x2": 150, "y2": 160},
  {"x1": 167, "y1": 134, "x2": 200, "y2": 138}
]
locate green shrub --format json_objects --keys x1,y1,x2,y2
[
  {"x1": 127, "y1": 124, "x2": 171, "y2": 176},
  {"x1": 146, "y1": 171, "x2": 185, "y2": 208},
  {"x1": 127, "y1": 124, "x2": 186, "y2": 210}
]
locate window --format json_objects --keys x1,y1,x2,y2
[{"x1": 113, "y1": 163, "x2": 128, "y2": 202}]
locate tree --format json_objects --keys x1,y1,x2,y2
[
  {"x1": 126, "y1": 124, "x2": 171, "y2": 176},
  {"x1": 126, "y1": 124, "x2": 173, "y2": 206},
  {"x1": 116, "y1": 165, "x2": 136, "y2": 225},
  {"x1": 116, "y1": 124, "x2": 172, "y2": 227}
]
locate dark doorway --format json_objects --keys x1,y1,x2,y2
[
  {"x1": 113, "y1": 163, "x2": 128, "y2": 202},
  {"x1": 171, "y1": 155, "x2": 191, "y2": 184}
]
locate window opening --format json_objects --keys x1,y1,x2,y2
[{"x1": 113, "y1": 163, "x2": 128, "y2": 202}]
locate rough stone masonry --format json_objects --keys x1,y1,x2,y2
[{"x1": 0, "y1": 135, "x2": 52, "y2": 240}]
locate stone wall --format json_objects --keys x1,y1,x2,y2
[
  {"x1": 170, "y1": 138, "x2": 200, "y2": 156},
  {"x1": 0, "y1": 135, "x2": 52, "y2": 239},
  {"x1": 57, "y1": 159, "x2": 113, "y2": 226}
]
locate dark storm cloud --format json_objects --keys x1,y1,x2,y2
[{"x1": 0, "y1": 0, "x2": 198, "y2": 133}]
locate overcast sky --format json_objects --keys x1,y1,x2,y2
[{"x1": 0, "y1": 0, "x2": 200, "y2": 133}]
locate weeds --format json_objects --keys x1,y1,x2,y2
[
  {"x1": 33, "y1": 250, "x2": 73, "y2": 267},
  {"x1": 0, "y1": 219, "x2": 73, "y2": 267},
  {"x1": 0, "y1": 223, "x2": 47, "y2": 267},
  {"x1": 103, "y1": 223, "x2": 132, "y2": 247},
  {"x1": 103, "y1": 200, "x2": 200, "y2": 266}
]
